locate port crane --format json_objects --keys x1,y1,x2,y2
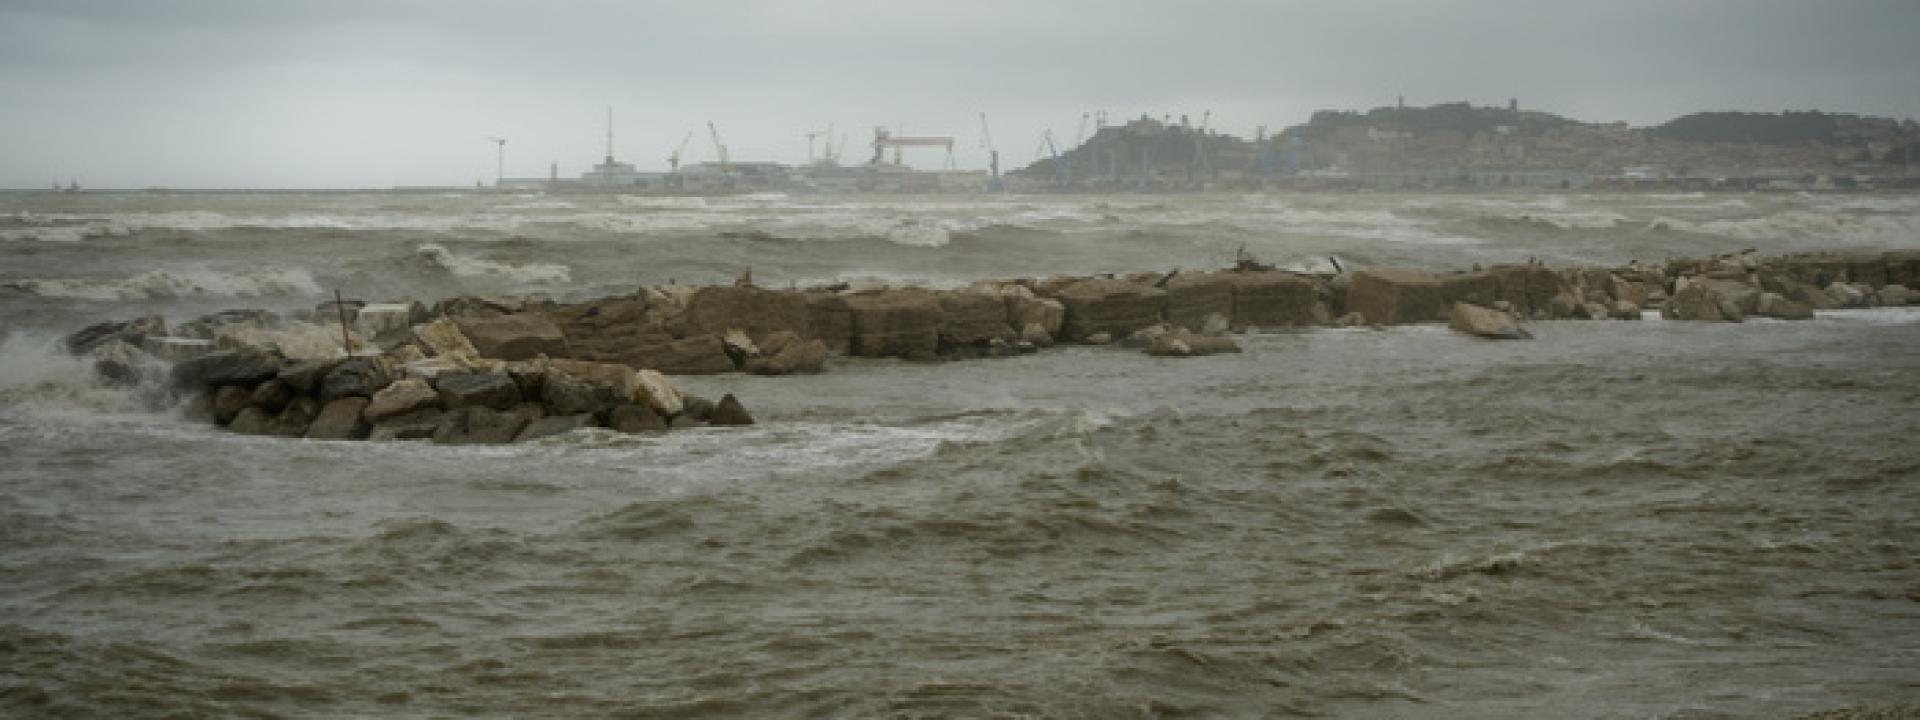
[
  {"x1": 667, "y1": 132, "x2": 693, "y2": 172},
  {"x1": 706, "y1": 121, "x2": 731, "y2": 171},
  {"x1": 1040, "y1": 129, "x2": 1067, "y2": 188},
  {"x1": 979, "y1": 112, "x2": 1002, "y2": 192},
  {"x1": 869, "y1": 127, "x2": 955, "y2": 167},
  {"x1": 482, "y1": 136, "x2": 506, "y2": 185}
]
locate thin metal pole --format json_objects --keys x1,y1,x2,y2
[{"x1": 335, "y1": 289, "x2": 353, "y2": 355}]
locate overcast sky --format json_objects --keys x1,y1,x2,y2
[{"x1": 2, "y1": 0, "x2": 1917, "y2": 189}]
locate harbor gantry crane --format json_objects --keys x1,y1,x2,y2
[
  {"x1": 706, "y1": 121, "x2": 732, "y2": 172},
  {"x1": 869, "y1": 127, "x2": 956, "y2": 167},
  {"x1": 1075, "y1": 112, "x2": 1091, "y2": 147},
  {"x1": 482, "y1": 136, "x2": 506, "y2": 186},
  {"x1": 978, "y1": 112, "x2": 1002, "y2": 192},
  {"x1": 668, "y1": 131, "x2": 693, "y2": 172}
]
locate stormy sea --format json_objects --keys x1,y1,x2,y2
[{"x1": 2, "y1": 190, "x2": 1917, "y2": 718}]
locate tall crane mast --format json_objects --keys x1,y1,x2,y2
[
  {"x1": 706, "y1": 121, "x2": 731, "y2": 171},
  {"x1": 668, "y1": 131, "x2": 693, "y2": 172},
  {"x1": 979, "y1": 112, "x2": 1001, "y2": 192},
  {"x1": 482, "y1": 136, "x2": 506, "y2": 186}
]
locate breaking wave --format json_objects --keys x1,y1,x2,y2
[
  {"x1": 1, "y1": 267, "x2": 324, "y2": 301},
  {"x1": 415, "y1": 242, "x2": 571, "y2": 284}
]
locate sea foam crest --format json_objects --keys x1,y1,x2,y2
[
  {"x1": 415, "y1": 242, "x2": 571, "y2": 284},
  {"x1": 3, "y1": 267, "x2": 324, "y2": 301}
]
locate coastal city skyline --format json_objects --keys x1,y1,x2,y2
[{"x1": 3, "y1": 0, "x2": 1918, "y2": 189}]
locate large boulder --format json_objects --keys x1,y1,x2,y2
[
  {"x1": 842, "y1": 289, "x2": 944, "y2": 359},
  {"x1": 368, "y1": 408, "x2": 446, "y2": 442},
  {"x1": 633, "y1": 335, "x2": 736, "y2": 374},
  {"x1": 432, "y1": 370, "x2": 523, "y2": 410},
  {"x1": 631, "y1": 369, "x2": 683, "y2": 417},
  {"x1": 411, "y1": 318, "x2": 480, "y2": 360},
  {"x1": 64, "y1": 315, "x2": 167, "y2": 356},
  {"x1": 673, "y1": 286, "x2": 812, "y2": 340},
  {"x1": 803, "y1": 293, "x2": 855, "y2": 355},
  {"x1": 211, "y1": 386, "x2": 252, "y2": 424},
  {"x1": 1754, "y1": 293, "x2": 1815, "y2": 320},
  {"x1": 1049, "y1": 278, "x2": 1167, "y2": 342},
  {"x1": 1004, "y1": 293, "x2": 1065, "y2": 338},
  {"x1": 249, "y1": 379, "x2": 293, "y2": 413},
  {"x1": 1346, "y1": 269, "x2": 1446, "y2": 325},
  {"x1": 1824, "y1": 281, "x2": 1869, "y2": 308},
  {"x1": 541, "y1": 367, "x2": 626, "y2": 417},
  {"x1": 431, "y1": 406, "x2": 531, "y2": 445},
  {"x1": 937, "y1": 291, "x2": 1016, "y2": 350},
  {"x1": 1485, "y1": 264, "x2": 1566, "y2": 316},
  {"x1": 365, "y1": 378, "x2": 440, "y2": 421},
  {"x1": 1663, "y1": 280, "x2": 1741, "y2": 322},
  {"x1": 708, "y1": 394, "x2": 755, "y2": 426},
  {"x1": 306, "y1": 397, "x2": 372, "y2": 441},
  {"x1": 318, "y1": 357, "x2": 393, "y2": 403},
  {"x1": 275, "y1": 359, "x2": 341, "y2": 395},
  {"x1": 743, "y1": 330, "x2": 828, "y2": 376},
  {"x1": 1224, "y1": 271, "x2": 1320, "y2": 329},
  {"x1": 1448, "y1": 302, "x2": 1532, "y2": 340},
  {"x1": 1696, "y1": 278, "x2": 1761, "y2": 316},
  {"x1": 455, "y1": 313, "x2": 569, "y2": 361},
  {"x1": 1439, "y1": 271, "x2": 1500, "y2": 308},
  {"x1": 272, "y1": 396, "x2": 320, "y2": 438},
  {"x1": 170, "y1": 349, "x2": 284, "y2": 391},
  {"x1": 1162, "y1": 272, "x2": 1236, "y2": 333},
  {"x1": 1145, "y1": 330, "x2": 1242, "y2": 357}
]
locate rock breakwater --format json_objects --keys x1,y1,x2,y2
[{"x1": 58, "y1": 249, "x2": 1920, "y2": 442}]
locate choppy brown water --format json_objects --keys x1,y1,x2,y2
[
  {"x1": 3, "y1": 192, "x2": 1919, "y2": 717},
  {"x1": 3, "y1": 314, "x2": 1918, "y2": 717}
]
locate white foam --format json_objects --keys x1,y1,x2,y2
[
  {"x1": 4, "y1": 266, "x2": 323, "y2": 300},
  {"x1": 0, "y1": 332, "x2": 143, "y2": 413},
  {"x1": 415, "y1": 242, "x2": 571, "y2": 284}
]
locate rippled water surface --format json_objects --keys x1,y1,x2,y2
[{"x1": 3, "y1": 191, "x2": 1918, "y2": 717}]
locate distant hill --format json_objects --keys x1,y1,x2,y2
[
  {"x1": 1008, "y1": 102, "x2": 1920, "y2": 189},
  {"x1": 1648, "y1": 110, "x2": 1912, "y2": 147},
  {"x1": 1283, "y1": 101, "x2": 1580, "y2": 142}
]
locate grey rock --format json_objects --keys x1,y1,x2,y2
[
  {"x1": 454, "y1": 313, "x2": 569, "y2": 361},
  {"x1": 212, "y1": 386, "x2": 252, "y2": 425},
  {"x1": 318, "y1": 357, "x2": 391, "y2": 403},
  {"x1": 541, "y1": 369, "x2": 624, "y2": 417},
  {"x1": 64, "y1": 314, "x2": 167, "y2": 355},
  {"x1": 1448, "y1": 302, "x2": 1532, "y2": 340},
  {"x1": 250, "y1": 379, "x2": 293, "y2": 413},
  {"x1": 275, "y1": 359, "x2": 341, "y2": 394},
  {"x1": 431, "y1": 406, "x2": 531, "y2": 445},
  {"x1": 365, "y1": 378, "x2": 440, "y2": 421},
  {"x1": 708, "y1": 393, "x2": 755, "y2": 426},
  {"x1": 306, "y1": 397, "x2": 371, "y2": 441},
  {"x1": 368, "y1": 408, "x2": 446, "y2": 442},
  {"x1": 227, "y1": 407, "x2": 273, "y2": 435},
  {"x1": 433, "y1": 370, "x2": 522, "y2": 410},
  {"x1": 171, "y1": 349, "x2": 284, "y2": 391}
]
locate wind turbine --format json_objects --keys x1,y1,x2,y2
[{"x1": 482, "y1": 136, "x2": 506, "y2": 186}]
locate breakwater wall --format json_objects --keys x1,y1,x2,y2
[{"x1": 58, "y1": 249, "x2": 1920, "y2": 444}]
